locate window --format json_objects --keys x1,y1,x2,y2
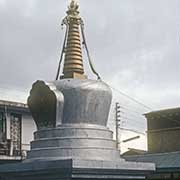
[
  {"x1": 0, "y1": 112, "x2": 6, "y2": 141},
  {"x1": 0, "y1": 112, "x2": 3, "y2": 132},
  {"x1": 10, "y1": 113, "x2": 22, "y2": 156}
]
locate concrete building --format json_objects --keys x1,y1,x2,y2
[
  {"x1": 146, "y1": 107, "x2": 180, "y2": 154},
  {"x1": 0, "y1": 100, "x2": 36, "y2": 164},
  {"x1": 124, "y1": 107, "x2": 180, "y2": 179}
]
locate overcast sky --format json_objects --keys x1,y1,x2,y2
[{"x1": 0, "y1": 0, "x2": 180, "y2": 151}]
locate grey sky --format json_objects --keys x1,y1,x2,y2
[{"x1": 0, "y1": 0, "x2": 180, "y2": 150}]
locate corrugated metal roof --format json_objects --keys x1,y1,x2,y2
[{"x1": 124, "y1": 151, "x2": 180, "y2": 169}]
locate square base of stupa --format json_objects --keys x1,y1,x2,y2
[{"x1": 0, "y1": 158, "x2": 155, "y2": 180}]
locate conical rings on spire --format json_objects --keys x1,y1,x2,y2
[
  {"x1": 60, "y1": 0, "x2": 86, "y2": 79},
  {"x1": 55, "y1": 0, "x2": 101, "y2": 80}
]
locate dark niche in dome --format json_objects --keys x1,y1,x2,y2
[{"x1": 28, "y1": 81, "x2": 57, "y2": 130}]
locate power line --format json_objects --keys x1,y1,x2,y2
[
  {"x1": 120, "y1": 106, "x2": 147, "y2": 116},
  {"x1": 120, "y1": 115, "x2": 146, "y2": 126},
  {"x1": 108, "y1": 85, "x2": 180, "y2": 137},
  {"x1": 109, "y1": 85, "x2": 153, "y2": 111},
  {"x1": 113, "y1": 101, "x2": 180, "y2": 131},
  {"x1": 120, "y1": 110, "x2": 145, "y2": 120},
  {"x1": 111, "y1": 102, "x2": 146, "y2": 115},
  {"x1": 119, "y1": 127, "x2": 146, "y2": 136}
]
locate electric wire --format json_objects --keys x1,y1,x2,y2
[
  {"x1": 120, "y1": 106, "x2": 148, "y2": 116},
  {"x1": 120, "y1": 110, "x2": 145, "y2": 120},
  {"x1": 119, "y1": 127, "x2": 146, "y2": 136},
  {"x1": 109, "y1": 85, "x2": 153, "y2": 111}
]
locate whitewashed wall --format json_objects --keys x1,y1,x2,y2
[
  {"x1": 21, "y1": 114, "x2": 37, "y2": 151},
  {"x1": 6, "y1": 113, "x2": 10, "y2": 140}
]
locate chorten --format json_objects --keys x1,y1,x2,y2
[
  {"x1": 26, "y1": 0, "x2": 118, "y2": 161},
  {"x1": 0, "y1": 1, "x2": 155, "y2": 179}
]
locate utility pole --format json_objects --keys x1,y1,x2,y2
[{"x1": 115, "y1": 102, "x2": 121, "y2": 150}]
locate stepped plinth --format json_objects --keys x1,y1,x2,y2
[{"x1": 26, "y1": 78, "x2": 121, "y2": 162}]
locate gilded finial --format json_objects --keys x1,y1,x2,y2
[
  {"x1": 67, "y1": 0, "x2": 79, "y2": 15},
  {"x1": 55, "y1": 0, "x2": 100, "y2": 80},
  {"x1": 59, "y1": 0, "x2": 86, "y2": 79}
]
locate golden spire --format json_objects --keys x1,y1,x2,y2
[{"x1": 61, "y1": 0, "x2": 87, "y2": 79}]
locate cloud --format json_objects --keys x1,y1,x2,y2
[
  {"x1": 0, "y1": 0, "x2": 6, "y2": 6},
  {"x1": 0, "y1": 86, "x2": 28, "y2": 103}
]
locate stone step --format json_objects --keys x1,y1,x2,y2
[
  {"x1": 34, "y1": 126, "x2": 113, "y2": 140},
  {"x1": 31, "y1": 137, "x2": 116, "y2": 149},
  {"x1": 27, "y1": 147, "x2": 120, "y2": 161}
]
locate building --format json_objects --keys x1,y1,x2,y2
[
  {"x1": 124, "y1": 107, "x2": 180, "y2": 179},
  {"x1": 146, "y1": 107, "x2": 180, "y2": 154},
  {"x1": 0, "y1": 100, "x2": 36, "y2": 164}
]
